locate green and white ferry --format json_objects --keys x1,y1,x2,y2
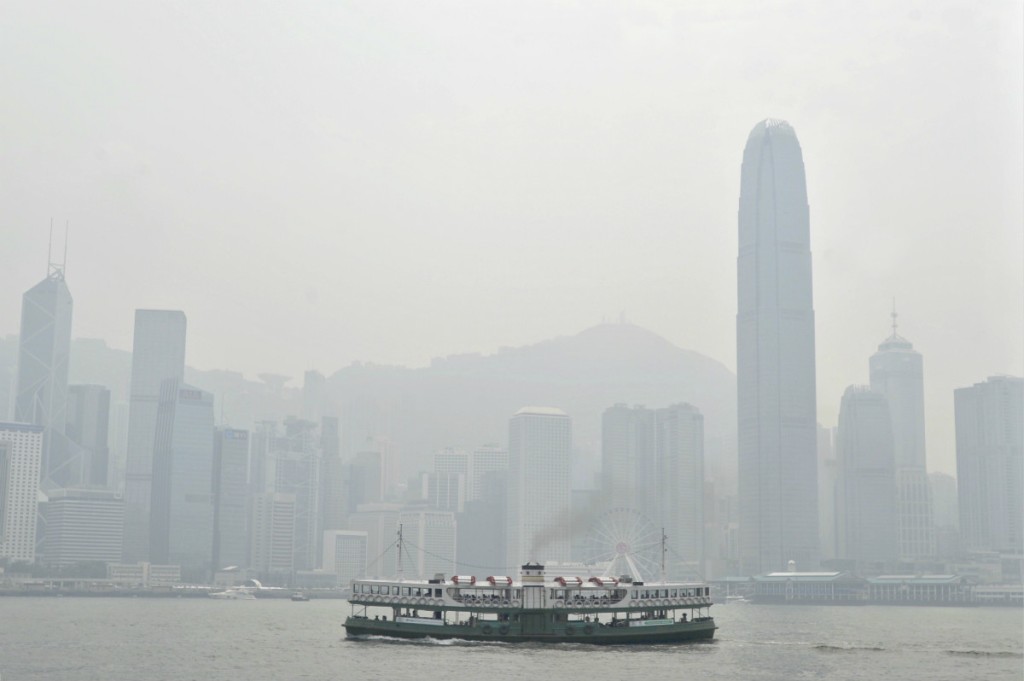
[{"x1": 344, "y1": 557, "x2": 716, "y2": 644}]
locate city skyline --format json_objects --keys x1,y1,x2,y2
[{"x1": 1, "y1": 3, "x2": 1020, "y2": 484}]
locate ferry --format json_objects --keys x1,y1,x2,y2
[{"x1": 344, "y1": 547, "x2": 716, "y2": 644}]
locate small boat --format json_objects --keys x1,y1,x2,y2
[{"x1": 291, "y1": 593, "x2": 310, "y2": 601}]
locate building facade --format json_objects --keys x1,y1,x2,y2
[
  {"x1": 737, "y1": 119, "x2": 820, "y2": 575},
  {"x1": 954, "y1": 376, "x2": 1023, "y2": 555},
  {"x1": 399, "y1": 507, "x2": 456, "y2": 579},
  {"x1": 0, "y1": 423, "x2": 43, "y2": 562},
  {"x1": 506, "y1": 407, "x2": 572, "y2": 568},
  {"x1": 122, "y1": 310, "x2": 187, "y2": 562}
]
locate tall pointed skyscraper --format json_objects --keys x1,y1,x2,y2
[
  {"x1": 737, "y1": 119, "x2": 820, "y2": 575},
  {"x1": 869, "y1": 308, "x2": 936, "y2": 560},
  {"x1": 15, "y1": 257, "x2": 74, "y2": 490},
  {"x1": 122, "y1": 310, "x2": 187, "y2": 563}
]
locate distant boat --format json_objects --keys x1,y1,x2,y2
[
  {"x1": 209, "y1": 587, "x2": 256, "y2": 600},
  {"x1": 291, "y1": 593, "x2": 310, "y2": 602}
]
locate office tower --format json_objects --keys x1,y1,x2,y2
[
  {"x1": 213, "y1": 428, "x2": 249, "y2": 571},
  {"x1": 122, "y1": 310, "x2": 186, "y2": 562},
  {"x1": 149, "y1": 381, "x2": 214, "y2": 577},
  {"x1": 457, "y1": 469, "x2": 507, "y2": 574},
  {"x1": 14, "y1": 265, "x2": 73, "y2": 490},
  {"x1": 65, "y1": 384, "x2": 111, "y2": 487},
  {"x1": 654, "y1": 403, "x2": 705, "y2": 576},
  {"x1": 250, "y1": 492, "x2": 296, "y2": 575},
  {"x1": 599, "y1": 403, "x2": 705, "y2": 576},
  {"x1": 319, "y1": 416, "x2": 346, "y2": 541},
  {"x1": 954, "y1": 376, "x2": 1023, "y2": 554},
  {"x1": 817, "y1": 425, "x2": 838, "y2": 560},
  {"x1": 40, "y1": 488, "x2": 123, "y2": 567},
  {"x1": 347, "y1": 503, "x2": 401, "y2": 577},
  {"x1": 737, "y1": 119, "x2": 820, "y2": 574},
  {"x1": 506, "y1": 407, "x2": 572, "y2": 568},
  {"x1": 0, "y1": 423, "x2": 43, "y2": 562},
  {"x1": 869, "y1": 312, "x2": 936, "y2": 560},
  {"x1": 108, "y1": 400, "x2": 129, "y2": 490},
  {"x1": 469, "y1": 444, "x2": 509, "y2": 502},
  {"x1": 302, "y1": 370, "x2": 327, "y2": 422},
  {"x1": 835, "y1": 387, "x2": 898, "y2": 566},
  {"x1": 399, "y1": 508, "x2": 456, "y2": 579},
  {"x1": 262, "y1": 417, "x2": 320, "y2": 571},
  {"x1": 349, "y1": 450, "x2": 384, "y2": 511},
  {"x1": 930, "y1": 472, "x2": 960, "y2": 557},
  {"x1": 601, "y1": 404, "x2": 654, "y2": 512},
  {"x1": 421, "y1": 471, "x2": 466, "y2": 513},
  {"x1": 322, "y1": 529, "x2": 368, "y2": 584}
]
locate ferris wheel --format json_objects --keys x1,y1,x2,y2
[{"x1": 581, "y1": 507, "x2": 662, "y2": 582}]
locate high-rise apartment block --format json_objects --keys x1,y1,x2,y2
[
  {"x1": 14, "y1": 267, "x2": 73, "y2": 490},
  {"x1": 506, "y1": 407, "x2": 571, "y2": 568},
  {"x1": 954, "y1": 376, "x2": 1023, "y2": 555},
  {"x1": 0, "y1": 423, "x2": 43, "y2": 562},
  {"x1": 122, "y1": 310, "x2": 186, "y2": 562},
  {"x1": 399, "y1": 508, "x2": 456, "y2": 579},
  {"x1": 737, "y1": 119, "x2": 820, "y2": 574}
]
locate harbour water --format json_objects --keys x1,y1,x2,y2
[{"x1": 0, "y1": 598, "x2": 1020, "y2": 681}]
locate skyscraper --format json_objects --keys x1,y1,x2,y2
[
  {"x1": 213, "y1": 428, "x2": 250, "y2": 571},
  {"x1": 600, "y1": 403, "x2": 705, "y2": 576},
  {"x1": 40, "y1": 488, "x2": 123, "y2": 567},
  {"x1": 0, "y1": 422, "x2": 43, "y2": 562},
  {"x1": 835, "y1": 386, "x2": 898, "y2": 567},
  {"x1": 14, "y1": 266, "x2": 73, "y2": 490},
  {"x1": 954, "y1": 376, "x2": 1023, "y2": 555},
  {"x1": 65, "y1": 384, "x2": 111, "y2": 487},
  {"x1": 869, "y1": 312, "x2": 936, "y2": 560},
  {"x1": 506, "y1": 407, "x2": 571, "y2": 568},
  {"x1": 122, "y1": 310, "x2": 186, "y2": 562},
  {"x1": 737, "y1": 119, "x2": 820, "y2": 574},
  {"x1": 149, "y1": 381, "x2": 215, "y2": 577}
]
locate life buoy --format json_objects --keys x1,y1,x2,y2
[
  {"x1": 511, "y1": 600, "x2": 521, "y2": 607},
  {"x1": 482, "y1": 625, "x2": 493, "y2": 635},
  {"x1": 629, "y1": 600, "x2": 636, "y2": 607},
  {"x1": 661, "y1": 599, "x2": 669, "y2": 607},
  {"x1": 583, "y1": 625, "x2": 594, "y2": 635},
  {"x1": 555, "y1": 600, "x2": 565, "y2": 608}
]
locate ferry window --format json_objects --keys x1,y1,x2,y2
[
  {"x1": 371, "y1": 585, "x2": 379, "y2": 594},
  {"x1": 671, "y1": 590, "x2": 677, "y2": 597},
  {"x1": 435, "y1": 589, "x2": 442, "y2": 597},
  {"x1": 403, "y1": 587, "x2": 411, "y2": 596},
  {"x1": 381, "y1": 586, "x2": 390, "y2": 595}
]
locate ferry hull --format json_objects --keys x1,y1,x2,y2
[{"x1": 343, "y1": 617, "x2": 716, "y2": 645}]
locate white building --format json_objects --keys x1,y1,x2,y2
[
  {"x1": 506, "y1": 407, "x2": 572, "y2": 569},
  {"x1": 250, "y1": 492, "x2": 295, "y2": 575},
  {"x1": 347, "y1": 502, "x2": 401, "y2": 578},
  {"x1": 869, "y1": 315, "x2": 936, "y2": 560},
  {"x1": 0, "y1": 423, "x2": 43, "y2": 562}
]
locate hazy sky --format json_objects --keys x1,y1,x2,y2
[{"x1": 3, "y1": 1, "x2": 1021, "y2": 475}]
